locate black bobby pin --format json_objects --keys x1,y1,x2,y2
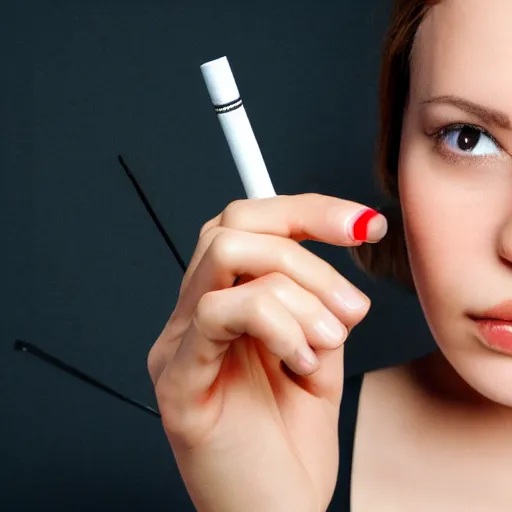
[
  {"x1": 14, "y1": 340, "x2": 161, "y2": 418},
  {"x1": 15, "y1": 155, "x2": 243, "y2": 418},
  {"x1": 13, "y1": 155, "x2": 192, "y2": 419},
  {"x1": 118, "y1": 154, "x2": 188, "y2": 274}
]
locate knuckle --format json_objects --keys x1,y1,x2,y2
[
  {"x1": 276, "y1": 241, "x2": 301, "y2": 272},
  {"x1": 208, "y1": 230, "x2": 239, "y2": 267},
  {"x1": 300, "y1": 297, "x2": 333, "y2": 327},
  {"x1": 261, "y1": 271, "x2": 290, "y2": 290},
  {"x1": 155, "y1": 366, "x2": 214, "y2": 450},
  {"x1": 248, "y1": 290, "x2": 275, "y2": 320},
  {"x1": 194, "y1": 292, "x2": 218, "y2": 334},
  {"x1": 246, "y1": 293, "x2": 296, "y2": 355},
  {"x1": 197, "y1": 226, "x2": 225, "y2": 253},
  {"x1": 263, "y1": 272, "x2": 316, "y2": 313},
  {"x1": 199, "y1": 218, "x2": 217, "y2": 239},
  {"x1": 220, "y1": 199, "x2": 249, "y2": 227},
  {"x1": 160, "y1": 409, "x2": 203, "y2": 450},
  {"x1": 198, "y1": 223, "x2": 210, "y2": 239}
]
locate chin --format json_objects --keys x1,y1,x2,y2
[{"x1": 438, "y1": 339, "x2": 512, "y2": 408}]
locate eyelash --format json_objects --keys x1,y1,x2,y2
[{"x1": 430, "y1": 122, "x2": 503, "y2": 155}]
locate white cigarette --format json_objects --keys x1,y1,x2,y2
[{"x1": 200, "y1": 56, "x2": 276, "y2": 199}]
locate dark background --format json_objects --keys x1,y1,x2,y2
[{"x1": 1, "y1": 0, "x2": 434, "y2": 510}]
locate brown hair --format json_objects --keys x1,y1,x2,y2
[{"x1": 349, "y1": 0, "x2": 441, "y2": 293}]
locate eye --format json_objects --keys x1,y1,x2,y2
[{"x1": 440, "y1": 124, "x2": 500, "y2": 156}]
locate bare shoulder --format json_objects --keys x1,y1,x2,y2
[
  {"x1": 356, "y1": 353, "x2": 438, "y2": 438},
  {"x1": 360, "y1": 355, "x2": 427, "y2": 409},
  {"x1": 350, "y1": 354, "x2": 438, "y2": 510}
]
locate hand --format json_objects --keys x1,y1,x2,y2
[{"x1": 147, "y1": 193, "x2": 387, "y2": 512}]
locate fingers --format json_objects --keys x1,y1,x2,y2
[
  {"x1": 205, "y1": 193, "x2": 387, "y2": 245},
  {"x1": 174, "y1": 228, "x2": 371, "y2": 330},
  {"x1": 155, "y1": 272, "x2": 350, "y2": 410},
  {"x1": 259, "y1": 273, "x2": 348, "y2": 349},
  {"x1": 180, "y1": 193, "x2": 386, "y2": 296},
  {"x1": 151, "y1": 193, "x2": 383, "y2": 412},
  {"x1": 228, "y1": 272, "x2": 349, "y2": 353}
]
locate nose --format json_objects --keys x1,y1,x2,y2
[{"x1": 498, "y1": 213, "x2": 512, "y2": 265}]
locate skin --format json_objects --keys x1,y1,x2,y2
[
  {"x1": 148, "y1": 194, "x2": 386, "y2": 512},
  {"x1": 149, "y1": 0, "x2": 512, "y2": 510},
  {"x1": 352, "y1": 0, "x2": 512, "y2": 510},
  {"x1": 401, "y1": 0, "x2": 512, "y2": 408}
]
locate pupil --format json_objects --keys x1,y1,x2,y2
[{"x1": 457, "y1": 127, "x2": 480, "y2": 151}]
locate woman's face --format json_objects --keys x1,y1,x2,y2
[{"x1": 399, "y1": 0, "x2": 512, "y2": 406}]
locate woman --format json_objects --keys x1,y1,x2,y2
[{"x1": 147, "y1": 0, "x2": 512, "y2": 510}]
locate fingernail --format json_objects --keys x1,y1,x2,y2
[
  {"x1": 296, "y1": 346, "x2": 319, "y2": 371},
  {"x1": 316, "y1": 316, "x2": 346, "y2": 343},
  {"x1": 334, "y1": 288, "x2": 369, "y2": 311},
  {"x1": 350, "y1": 209, "x2": 387, "y2": 242}
]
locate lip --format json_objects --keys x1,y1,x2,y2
[
  {"x1": 470, "y1": 300, "x2": 512, "y2": 355},
  {"x1": 471, "y1": 299, "x2": 512, "y2": 322},
  {"x1": 473, "y1": 319, "x2": 512, "y2": 355}
]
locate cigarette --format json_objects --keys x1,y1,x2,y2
[{"x1": 200, "y1": 56, "x2": 277, "y2": 199}]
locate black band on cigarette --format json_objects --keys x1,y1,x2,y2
[{"x1": 214, "y1": 97, "x2": 243, "y2": 114}]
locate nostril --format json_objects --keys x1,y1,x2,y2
[{"x1": 498, "y1": 237, "x2": 512, "y2": 265}]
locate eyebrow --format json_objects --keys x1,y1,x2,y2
[{"x1": 421, "y1": 95, "x2": 511, "y2": 129}]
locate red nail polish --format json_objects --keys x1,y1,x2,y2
[{"x1": 352, "y1": 208, "x2": 379, "y2": 241}]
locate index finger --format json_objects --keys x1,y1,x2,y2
[{"x1": 205, "y1": 193, "x2": 388, "y2": 246}]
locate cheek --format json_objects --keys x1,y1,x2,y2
[
  {"x1": 398, "y1": 136, "x2": 512, "y2": 404},
  {"x1": 397, "y1": 136, "x2": 491, "y2": 326}
]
